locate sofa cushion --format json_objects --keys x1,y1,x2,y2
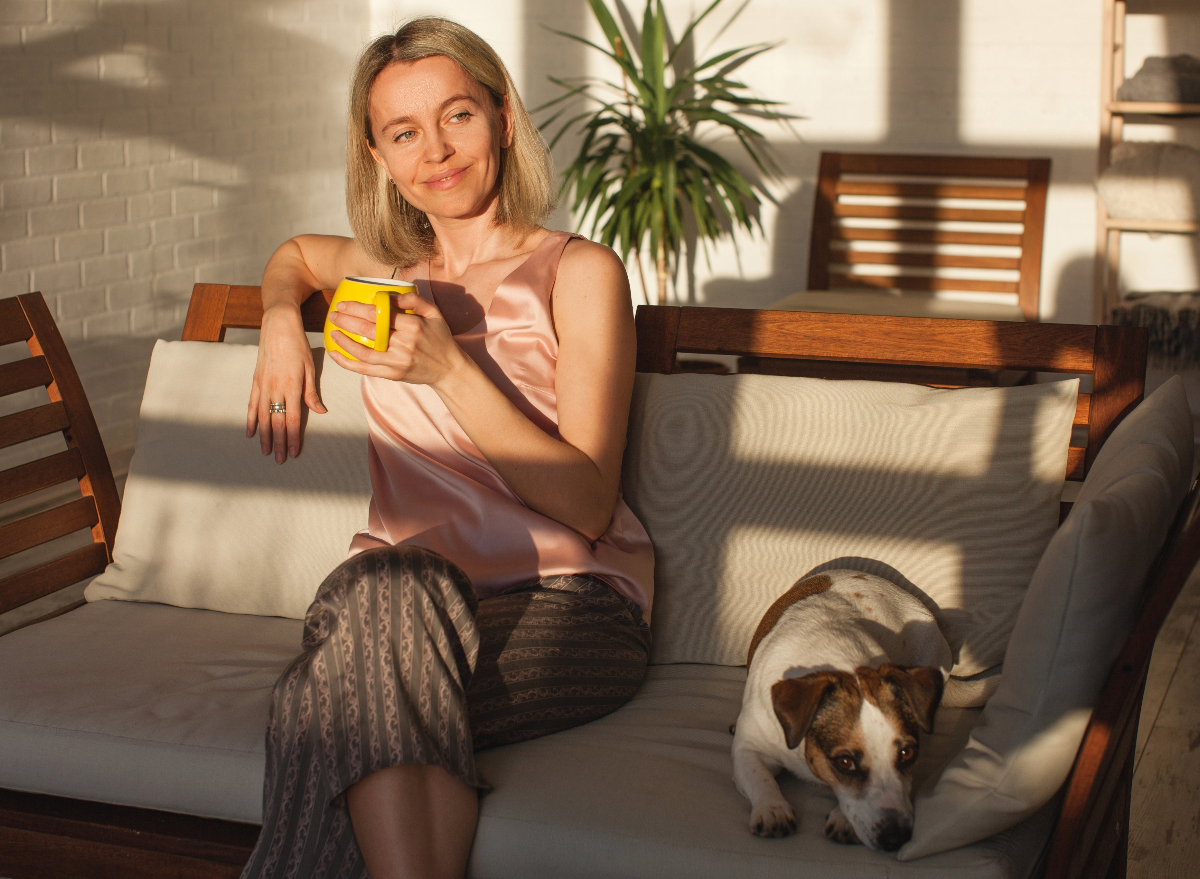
[
  {"x1": 622, "y1": 373, "x2": 1079, "y2": 676},
  {"x1": 84, "y1": 340, "x2": 373, "y2": 619},
  {"x1": 471, "y1": 664, "x2": 1055, "y2": 879},
  {"x1": 900, "y1": 376, "x2": 1194, "y2": 859},
  {"x1": 0, "y1": 599, "x2": 300, "y2": 822},
  {"x1": 0, "y1": 602, "x2": 1052, "y2": 876}
]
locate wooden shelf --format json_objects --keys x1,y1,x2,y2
[
  {"x1": 1109, "y1": 101, "x2": 1200, "y2": 115},
  {"x1": 1096, "y1": 0, "x2": 1200, "y2": 322},
  {"x1": 1105, "y1": 218, "x2": 1200, "y2": 234}
]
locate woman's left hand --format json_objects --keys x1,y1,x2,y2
[{"x1": 327, "y1": 292, "x2": 467, "y2": 387}]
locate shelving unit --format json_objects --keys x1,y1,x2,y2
[{"x1": 1096, "y1": 0, "x2": 1199, "y2": 323}]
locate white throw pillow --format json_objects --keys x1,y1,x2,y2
[
  {"x1": 900, "y1": 375, "x2": 1194, "y2": 860},
  {"x1": 622, "y1": 373, "x2": 1080, "y2": 676},
  {"x1": 85, "y1": 341, "x2": 372, "y2": 619}
]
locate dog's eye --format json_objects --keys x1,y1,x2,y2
[
  {"x1": 898, "y1": 745, "x2": 917, "y2": 763},
  {"x1": 834, "y1": 755, "x2": 858, "y2": 774}
]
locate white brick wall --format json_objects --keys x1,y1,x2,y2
[{"x1": 1, "y1": 0, "x2": 369, "y2": 479}]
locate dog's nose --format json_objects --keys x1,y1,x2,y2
[{"x1": 875, "y1": 811, "x2": 912, "y2": 852}]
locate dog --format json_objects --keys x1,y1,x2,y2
[{"x1": 731, "y1": 569, "x2": 950, "y2": 852}]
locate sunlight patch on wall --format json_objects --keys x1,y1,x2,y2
[{"x1": 956, "y1": 0, "x2": 1100, "y2": 147}]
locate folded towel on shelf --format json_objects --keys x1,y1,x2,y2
[
  {"x1": 1117, "y1": 55, "x2": 1200, "y2": 105},
  {"x1": 1112, "y1": 292, "x2": 1200, "y2": 368},
  {"x1": 1097, "y1": 142, "x2": 1200, "y2": 222}
]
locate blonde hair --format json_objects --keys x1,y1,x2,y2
[{"x1": 346, "y1": 18, "x2": 555, "y2": 268}]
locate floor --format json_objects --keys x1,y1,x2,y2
[{"x1": 1128, "y1": 561, "x2": 1200, "y2": 878}]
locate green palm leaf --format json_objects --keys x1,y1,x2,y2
[{"x1": 542, "y1": 0, "x2": 788, "y2": 304}]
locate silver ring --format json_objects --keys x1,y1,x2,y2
[{"x1": 269, "y1": 402, "x2": 286, "y2": 415}]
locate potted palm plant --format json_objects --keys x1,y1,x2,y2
[{"x1": 540, "y1": 0, "x2": 788, "y2": 304}]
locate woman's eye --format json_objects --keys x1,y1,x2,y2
[
  {"x1": 450, "y1": 111, "x2": 472, "y2": 122},
  {"x1": 393, "y1": 130, "x2": 415, "y2": 143}
]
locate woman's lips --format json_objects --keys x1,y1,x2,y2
[{"x1": 423, "y1": 166, "x2": 469, "y2": 191}]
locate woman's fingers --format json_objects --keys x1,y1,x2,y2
[
  {"x1": 246, "y1": 378, "x2": 262, "y2": 438},
  {"x1": 250, "y1": 304, "x2": 323, "y2": 463}
]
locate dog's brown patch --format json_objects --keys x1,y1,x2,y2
[
  {"x1": 802, "y1": 674, "x2": 871, "y2": 796},
  {"x1": 747, "y1": 574, "x2": 833, "y2": 667},
  {"x1": 852, "y1": 574, "x2": 867, "y2": 580},
  {"x1": 801, "y1": 666, "x2": 942, "y2": 793}
]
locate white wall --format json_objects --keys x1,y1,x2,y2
[{"x1": 0, "y1": 0, "x2": 369, "y2": 479}]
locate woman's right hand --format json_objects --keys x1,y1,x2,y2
[{"x1": 247, "y1": 302, "x2": 328, "y2": 463}]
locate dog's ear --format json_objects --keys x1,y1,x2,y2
[
  {"x1": 771, "y1": 672, "x2": 840, "y2": 750},
  {"x1": 879, "y1": 664, "x2": 944, "y2": 732}
]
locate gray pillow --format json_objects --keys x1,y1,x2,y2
[{"x1": 901, "y1": 376, "x2": 1193, "y2": 859}]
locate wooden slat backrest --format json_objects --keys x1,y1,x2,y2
[
  {"x1": 807, "y1": 152, "x2": 1052, "y2": 321},
  {"x1": 0, "y1": 293, "x2": 120, "y2": 616}
]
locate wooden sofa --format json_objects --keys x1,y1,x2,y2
[{"x1": 0, "y1": 283, "x2": 1196, "y2": 879}]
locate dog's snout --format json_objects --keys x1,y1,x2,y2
[{"x1": 874, "y1": 810, "x2": 912, "y2": 852}]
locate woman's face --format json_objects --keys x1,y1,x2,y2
[{"x1": 367, "y1": 55, "x2": 513, "y2": 225}]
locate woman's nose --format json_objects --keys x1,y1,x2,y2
[{"x1": 425, "y1": 131, "x2": 452, "y2": 164}]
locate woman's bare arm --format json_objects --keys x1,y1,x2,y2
[
  {"x1": 327, "y1": 239, "x2": 635, "y2": 540},
  {"x1": 249, "y1": 235, "x2": 391, "y2": 463}
]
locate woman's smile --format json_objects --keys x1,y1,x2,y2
[{"x1": 423, "y1": 165, "x2": 470, "y2": 190}]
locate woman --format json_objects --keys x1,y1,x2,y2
[{"x1": 241, "y1": 17, "x2": 654, "y2": 879}]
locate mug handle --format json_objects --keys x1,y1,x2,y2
[{"x1": 372, "y1": 292, "x2": 391, "y2": 351}]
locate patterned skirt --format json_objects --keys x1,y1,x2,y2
[{"x1": 240, "y1": 545, "x2": 652, "y2": 879}]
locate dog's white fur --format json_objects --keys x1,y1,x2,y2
[{"x1": 732, "y1": 569, "x2": 951, "y2": 851}]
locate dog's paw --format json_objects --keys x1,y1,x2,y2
[
  {"x1": 824, "y1": 807, "x2": 862, "y2": 846},
  {"x1": 750, "y1": 800, "x2": 797, "y2": 838}
]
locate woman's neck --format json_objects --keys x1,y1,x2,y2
[{"x1": 425, "y1": 199, "x2": 526, "y2": 280}]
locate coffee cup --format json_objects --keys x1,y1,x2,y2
[{"x1": 324, "y1": 277, "x2": 416, "y2": 360}]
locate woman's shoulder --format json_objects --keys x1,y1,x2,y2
[
  {"x1": 557, "y1": 235, "x2": 626, "y2": 279},
  {"x1": 551, "y1": 235, "x2": 632, "y2": 316}
]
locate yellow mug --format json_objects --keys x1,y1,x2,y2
[{"x1": 324, "y1": 277, "x2": 415, "y2": 360}]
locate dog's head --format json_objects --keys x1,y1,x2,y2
[{"x1": 771, "y1": 664, "x2": 943, "y2": 852}]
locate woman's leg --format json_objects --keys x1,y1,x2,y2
[
  {"x1": 468, "y1": 573, "x2": 652, "y2": 750},
  {"x1": 241, "y1": 545, "x2": 485, "y2": 879},
  {"x1": 346, "y1": 763, "x2": 477, "y2": 879}
]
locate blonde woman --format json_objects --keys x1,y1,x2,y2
[{"x1": 241, "y1": 17, "x2": 653, "y2": 879}]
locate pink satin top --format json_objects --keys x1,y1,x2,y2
[{"x1": 347, "y1": 231, "x2": 654, "y2": 617}]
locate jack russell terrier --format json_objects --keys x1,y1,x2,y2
[{"x1": 731, "y1": 569, "x2": 950, "y2": 852}]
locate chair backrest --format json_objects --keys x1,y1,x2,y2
[
  {"x1": 0, "y1": 293, "x2": 121, "y2": 618},
  {"x1": 807, "y1": 152, "x2": 1052, "y2": 321}
]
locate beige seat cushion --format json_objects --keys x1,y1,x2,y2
[
  {"x1": 771, "y1": 291, "x2": 1027, "y2": 322},
  {"x1": 622, "y1": 372, "x2": 1079, "y2": 679},
  {"x1": 0, "y1": 602, "x2": 1052, "y2": 876},
  {"x1": 472, "y1": 664, "x2": 1055, "y2": 879},
  {"x1": 0, "y1": 600, "x2": 301, "y2": 822},
  {"x1": 85, "y1": 341, "x2": 373, "y2": 619}
]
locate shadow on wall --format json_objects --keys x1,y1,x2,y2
[{"x1": 0, "y1": 0, "x2": 363, "y2": 472}]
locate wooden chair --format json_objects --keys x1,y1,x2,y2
[
  {"x1": 774, "y1": 152, "x2": 1051, "y2": 323},
  {"x1": 753, "y1": 152, "x2": 1053, "y2": 385},
  {"x1": 0, "y1": 292, "x2": 120, "y2": 624},
  {"x1": 0, "y1": 285, "x2": 1189, "y2": 879}
]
